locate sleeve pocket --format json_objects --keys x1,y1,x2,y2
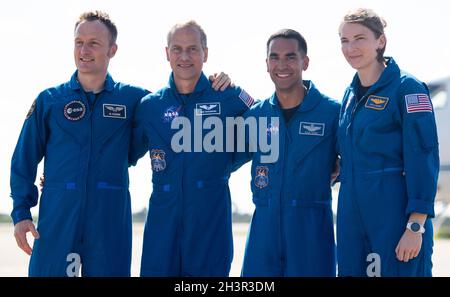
[{"x1": 414, "y1": 116, "x2": 438, "y2": 151}]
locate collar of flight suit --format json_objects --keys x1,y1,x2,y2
[
  {"x1": 268, "y1": 80, "x2": 322, "y2": 113},
  {"x1": 167, "y1": 72, "x2": 209, "y2": 105},
  {"x1": 348, "y1": 57, "x2": 401, "y2": 96},
  {"x1": 69, "y1": 70, "x2": 115, "y2": 93}
]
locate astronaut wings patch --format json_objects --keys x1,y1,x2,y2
[
  {"x1": 299, "y1": 122, "x2": 325, "y2": 136},
  {"x1": 103, "y1": 104, "x2": 126, "y2": 119}
]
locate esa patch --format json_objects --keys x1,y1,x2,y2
[
  {"x1": 365, "y1": 95, "x2": 389, "y2": 110},
  {"x1": 299, "y1": 122, "x2": 325, "y2": 136},
  {"x1": 195, "y1": 102, "x2": 221, "y2": 116},
  {"x1": 26, "y1": 99, "x2": 37, "y2": 119},
  {"x1": 254, "y1": 166, "x2": 269, "y2": 188},
  {"x1": 103, "y1": 104, "x2": 126, "y2": 119},
  {"x1": 64, "y1": 100, "x2": 86, "y2": 121}
]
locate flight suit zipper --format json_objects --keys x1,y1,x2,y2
[
  {"x1": 345, "y1": 92, "x2": 374, "y2": 253},
  {"x1": 79, "y1": 92, "x2": 98, "y2": 248},
  {"x1": 276, "y1": 107, "x2": 288, "y2": 274}
]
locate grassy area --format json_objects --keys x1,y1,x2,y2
[
  {"x1": 0, "y1": 214, "x2": 12, "y2": 223},
  {"x1": 436, "y1": 217, "x2": 450, "y2": 239},
  {"x1": 0, "y1": 210, "x2": 252, "y2": 224}
]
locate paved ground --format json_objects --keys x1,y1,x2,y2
[{"x1": 1, "y1": 223, "x2": 448, "y2": 277}]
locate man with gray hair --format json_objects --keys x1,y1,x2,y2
[{"x1": 130, "y1": 20, "x2": 254, "y2": 276}]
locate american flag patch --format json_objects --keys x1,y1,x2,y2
[
  {"x1": 239, "y1": 89, "x2": 254, "y2": 108},
  {"x1": 405, "y1": 93, "x2": 432, "y2": 113}
]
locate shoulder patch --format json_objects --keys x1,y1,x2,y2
[
  {"x1": 26, "y1": 99, "x2": 37, "y2": 119},
  {"x1": 405, "y1": 93, "x2": 432, "y2": 113},
  {"x1": 239, "y1": 89, "x2": 255, "y2": 108}
]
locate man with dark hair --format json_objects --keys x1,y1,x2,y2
[{"x1": 233, "y1": 29, "x2": 339, "y2": 276}]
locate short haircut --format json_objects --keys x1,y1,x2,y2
[
  {"x1": 266, "y1": 29, "x2": 307, "y2": 56},
  {"x1": 75, "y1": 11, "x2": 118, "y2": 44},
  {"x1": 167, "y1": 20, "x2": 207, "y2": 49}
]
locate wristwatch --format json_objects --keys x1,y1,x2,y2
[{"x1": 406, "y1": 221, "x2": 425, "y2": 234}]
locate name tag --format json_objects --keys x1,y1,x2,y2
[
  {"x1": 365, "y1": 95, "x2": 389, "y2": 110},
  {"x1": 299, "y1": 122, "x2": 325, "y2": 136},
  {"x1": 195, "y1": 102, "x2": 221, "y2": 116},
  {"x1": 103, "y1": 104, "x2": 126, "y2": 119}
]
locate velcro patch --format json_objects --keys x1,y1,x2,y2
[
  {"x1": 239, "y1": 89, "x2": 254, "y2": 108},
  {"x1": 405, "y1": 93, "x2": 432, "y2": 113},
  {"x1": 299, "y1": 122, "x2": 325, "y2": 136},
  {"x1": 195, "y1": 102, "x2": 221, "y2": 116},
  {"x1": 365, "y1": 95, "x2": 389, "y2": 110},
  {"x1": 103, "y1": 104, "x2": 126, "y2": 119},
  {"x1": 64, "y1": 100, "x2": 86, "y2": 121}
]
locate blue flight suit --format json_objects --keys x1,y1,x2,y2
[
  {"x1": 10, "y1": 72, "x2": 149, "y2": 276},
  {"x1": 337, "y1": 58, "x2": 439, "y2": 276},
  {"x1": 130, "y1": 72, "x2": 252, "y2": 276},
  {"x1": 233, "y1": 81, "x2": 339, "y2": 276}
]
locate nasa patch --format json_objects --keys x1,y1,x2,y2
[
  {"x1": 162, "y1": 106, "x2": 181, "y2": 123},
  {"x1": 195, "y1": 102, "x2": 221, "y2": 116},
  {"x1": 254, "y1": 166, "x2": 269, "y2": 189},
  {"x1": 64, "y1": 100, "x2": 86, "y2": 121},
  {"x1": 299, "y1": 122, "x2": 325, "y2": 136},
  {"x1": 266, "y1": 123, "x2": 279, "y2": 136},
  {"x1": 150, "y1": 149, "x2": 166, "y2": 172},
  {"x1": 103, "y1": 104, "x2": 126, "y2": 119}
]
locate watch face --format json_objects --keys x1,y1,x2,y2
[{"x1": 411, "y1": 222, "x2": 421, "y2": 232}]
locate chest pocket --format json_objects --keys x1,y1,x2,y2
[
  {"x1": 358, "y1": 95, "x2": 392, "y2": 122},
  {"x1": 53, "y1": 100, "x2": 90, "y2": 145},
  {"x1": 353, "y1": 95, "x2": 397, "y2": 136},
  {"x1": 93, "y1": 102, "x2": 130, "y2": 151},
  {"x1": 294, "y1": 120, "x2": 332, "y2": 165}
]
